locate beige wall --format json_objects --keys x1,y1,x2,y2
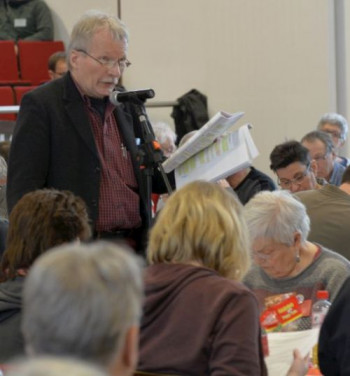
[{"x1": 45, "y1": 0, "x2": 348, "y2": 180}]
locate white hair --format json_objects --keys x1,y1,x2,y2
[
  {"x1": 317, "y1": 112, "x2": 349, "y2": 140},
  {"x1": 6, "y1": 357, "x2": 108, "y2": 376},
  {"x1": 22, "y1": 241, "x2": 143, "y2": 367},
  {"x1": 152, "y1": 122, "x2": 177, "y2": 144},
  {"x1": 243, "y1": 190, "x2": 310, "y2": 246}
]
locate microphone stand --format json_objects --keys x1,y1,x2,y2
[{"x1": 132, "y1": 100, "x2": 173, "y2": 226}]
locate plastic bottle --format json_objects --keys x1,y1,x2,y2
[
  {"x1": 311, "y1": 290, "x2": 331, "y2": 328},
  {"x1": 307, "y1": 290, "x2": 331, "y2": 374}
]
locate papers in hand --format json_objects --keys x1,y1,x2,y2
[
  {"x1": 162, "y1": 110, "x2": 259, "y2": 188},
  {"x1": 162, "y1": 111, "x2": 245, "y2": 173},
  {"x1": 265, "y1": 328, "x2": 319, "y2": 376}
]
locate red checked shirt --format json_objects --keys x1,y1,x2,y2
[{"x1": 82, "y1": 95, "x2": 141, "y2": 231}]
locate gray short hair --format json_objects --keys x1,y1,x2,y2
[
  {"x1": 152, "y1": 122, "x2": 177, "y2": 145},
  {"x1": 22, "y1": 241, "x2": 143, "y2": 367},
  {"x1": 301, "y1": 130, "x2": 334, "y2": 154},
  {"x1": 68, "y1": 10, "x2": 129, "y2": 66},
  {"x1": 317, "y1": 112, "x2": 349, "y2": 140},
  {"x1": 243, "y1": 190, "x2": 310, "y2": 246},
  {"x1": 6, "y1": 357, "x2": 108, "y2": 376}
]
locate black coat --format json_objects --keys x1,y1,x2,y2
[{"x1": 7, "y1": 72, "x2": 169, "y2": 231}]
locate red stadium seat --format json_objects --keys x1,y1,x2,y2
[
  {"x1": 18, "y1": 40, "x2": 65, "y2": 85},
  {"x1": 13, "y1": 85, "x2": 38, "y2": 105},
  {"x1": 0, "y1": 86, "x2": 16, "y2": 121},
  {"x1": 0, "y1": 40, "x2": 30, "y2": 86}
]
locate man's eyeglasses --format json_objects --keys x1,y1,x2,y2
[
  {"x1": 76, "y1": 49, "x2": 131, "y2": 70},
  {"x1": 323, "y1": 129, "x2": 343, "y2": 140},
  {"x1": 313, "y1": 152, "x2": 331, "y2": 162},
  {"x1": 277, "y1": 165, "x2": 310, "y2": 189}
]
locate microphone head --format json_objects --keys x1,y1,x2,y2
[{"x1": 109, "y1": 89, "x2": 155, "y2": 105}]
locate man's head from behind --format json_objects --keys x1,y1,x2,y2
[
  {"x1": 48, "y1": 51, "x2": 68, "y2": 80},
  {"x1": 270, "y1": 140, "x2": 318, "y2": 193},
  {"x1": 22, "y1": 241, "x2": 143, "y2": 376}
]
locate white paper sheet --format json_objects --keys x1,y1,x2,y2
[
  {"x1": 162, "y1": 111, "x2": 245, "y2": 173},
  {"x1": 174, "y1": 124, "x2": 259, "y2": 188},
  {"x1": 265, "y1": 328, "x2": 320, "y2": 376}
]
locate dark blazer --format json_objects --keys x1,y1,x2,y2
[{"x1": 7, "y1": 72, "x2": 164, "y2": 230}]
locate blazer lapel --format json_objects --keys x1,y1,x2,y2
[{"x1": 63, "y1": 73, "x2": 98, "y2": 157}]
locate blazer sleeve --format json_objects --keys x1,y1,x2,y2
[{"x1": 7, "y1": 92, "x2": 50, "y2": 213}]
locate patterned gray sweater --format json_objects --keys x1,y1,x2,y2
[{"x1": 243, "y1": 245, "x2": 350, "y2": 330}]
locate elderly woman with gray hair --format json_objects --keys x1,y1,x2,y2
[{"x1": 243, "y1": 190, "x2": 350, "y2": 330}]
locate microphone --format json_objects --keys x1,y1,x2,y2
[{"x1": 109, "y1": 89, "x2": 155, "y2": 105}]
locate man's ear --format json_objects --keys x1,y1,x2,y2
[
  {"x1": 310, "y1": 159, "x2": 318, "y2": 176},
  {"x1": 109, "y1": 326, "x2": 139, "y2": 376},
  {"x1": 48, "y1": 70, "x2": 54, "y2": 80},
  {"x1": 70, "y1": 50, "x2": 79, "y2": 70},
  {"x1": 121, "y1": 326, "x2": 139, "y2": 373}
]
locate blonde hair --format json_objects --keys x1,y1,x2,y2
[{"x1": 147, "y1": 181, "x2": 250, "y2": 280}]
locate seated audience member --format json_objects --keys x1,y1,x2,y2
[
  {"x1": 139, "y1": 180, "x2": 267, "y2": 375},
  {"x1": 48, "y1": 51, "x2": 67, "y2": 81},
  {"x1": 22, "y1": 242, "x2": 143, "y2": 376},
  {"x1": 152, "y1": 121, "x2": 177, "y2": 158},
  {"x1": 317, "y1": 112, "x2": 349, "y2": 167},
  {"x1": 301, "y1": 130, "x2": 345, "y2": 186},
  {"x1": 0, "y1": 0, "x2": 53, "y2": 41},
  {"x1": 243, "y1": 190, "x2": 350, "y2": 330},
  {"x1": 0, "y1": 155, "x2": 8, "y2": 219},
  {"x1": 318, "y1": 276, "x2": 350, "y2": 375},
  {"x1": 225, "y1": 166, "x2": 276, "y2": 205},
  {"x1": 151, "y1": 122, "x2": 177, "y2": 214},
  {"x1": 179, "y1": 130, "x2": 276, "y2": 205},
  {"x1": 140, "y1": 181, "x2": 308, "y2": 376},
  {"x1": 270, "y1": 140, "x2": 325, "y2": 193},
  {"x1": 0, "y1": 141, "x2": 11, "y2": 164},
  {"x1": 0, "y1": 189, "x2": 91, "y2": 362},
  {"x1": 6, "y1": 357, "x2": 108, "y2": 376},
  {"x1": 295, "y1": 165, "x2": 350, "y2": 260}
]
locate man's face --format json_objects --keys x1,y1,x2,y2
[
  {"x1": 70, "y1": 27, "x2": 128, "y2": 98},
  {"x1": 319, "y1": 123, "x2": 344, "y2": 150},
  {"x1": 49, "y1": 59, "x2": 68, "y2": 80},
  {"x1": 302, "y1": 139, "x2": 334, "y2": 181},
  {"x1": 276, "y1": 161, "x2": 317, "y2": 193}
]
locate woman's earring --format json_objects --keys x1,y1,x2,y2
[{"x1": 295, "y1": 253, "x2": 301, "y2": 263}]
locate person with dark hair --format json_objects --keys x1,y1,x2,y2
[
  {"x1": 0, "y1": 188, "x2": 91, "y2": 362},
  {"x1": 295, "y1": 164, "x2": 350, "y2": 260},
  {"x1": 301, "y1": 130, "x2": 345, "y2": 186},
  {"x1": 270, "y1": 140, "x2": 325, "y2": 193},
  {"x1": 0, "y1": 0, "x2": 53, "y2": 41},
  {"x1": 48, "y1": 51, "x2": 67, "y2": 80}
]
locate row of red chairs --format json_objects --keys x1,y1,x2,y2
[
  {"x1": 0, "y1": 40, "x2": 64, "y2": 86},
  {"x1": 0, "y1": 86, "x2": 37, "y2": 121}
]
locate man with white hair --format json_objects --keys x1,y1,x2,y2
[
  {"x1": 7, "y1": 10, "x2": 171, "y2": 253},
  {"x1": 317, "y1": 112, "x2": 349, "y2": 167},
  {"x1": 22, "y1": 241, "x2": 143, "y2": 376}
]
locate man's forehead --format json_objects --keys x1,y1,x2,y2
[
  {"x1": 276, "y1": 161, "x2": 307, "y2": 178},
  {"x1": 321, "y1": 123, "x2": 341, "y2": 132},
  {"x1": 302, "y1": 139, "x2": 326, "y2": 153}
]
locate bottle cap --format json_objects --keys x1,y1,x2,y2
[{"x1": 317, "y1": 290, "x2": 329, "y2": 300}]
